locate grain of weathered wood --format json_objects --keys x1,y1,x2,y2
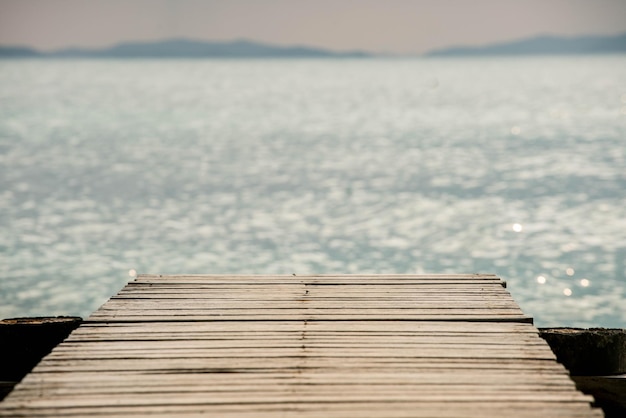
[{"x1": 0, "y1": 274, "x2": 602, "y2": 417}]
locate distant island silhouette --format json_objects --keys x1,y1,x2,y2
[
  {"x1": 0, "y1": 39, "x2": 369, "y2": 59},
  {"x1": 425, "y1": 32, "x2": 626, "y2": 56},
  {"x1": 1, "y1": 33, "x2": 625, "y2": 58}
]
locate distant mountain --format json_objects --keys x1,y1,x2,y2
[
  {"x1": 0, "y1": 39, "x2": 368, "y2": 59},
  {"x1": 0, "y1": 46, "x2": 42, "y2": 57},
  {"x1": 425, "y1": 33, "x2": 626, "y2": 56}
]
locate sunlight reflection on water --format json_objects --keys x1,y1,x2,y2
[{"x1": 0, "y1": 57, "x2": 625, "y2": 328}]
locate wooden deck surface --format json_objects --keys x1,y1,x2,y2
[{"x1": 0, "y1": 274, "x2": 603, "y2": 417}]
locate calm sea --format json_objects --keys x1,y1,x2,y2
[{"x1": 1, "y1": 57, "x2": 625, "y2": 327}]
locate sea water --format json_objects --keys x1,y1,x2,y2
[{"x1": 1, "y1": 57, "x2": 625, "y2": 327}]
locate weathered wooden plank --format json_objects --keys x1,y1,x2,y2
[
  {"x1": 61, "y1": 337, "x2": 548, "y2": 346},
  {"x1": 4, "y1": 404, "x2": 599, "y2": 418},
  {"x1": 135, "y1": 274, "x2": 501, "y2": 279},
  {"x1": 70, "y1": 320, "x2": 540, "y2": 332},
  {"x1": 86, "y1": 314, "x2": 534, "y2": 324},
  {"x1": 0, "y1": 391, "x2": 597, "y2": 408},
  {"x1": 118, "y1": 286, "x2": 512, "y2": 292},
  {"x1": 93, "y1": 307, "x2": 527, "y2": 315},
  {"x1": 123, "y1": 282, "x2": 507, "y2": 289},
  {"x1": 15, "y1": 370, "x2": 578, "y2": 386},
  {"x1": 27, "y1": 358, "x2": 573, "y2": 374},
  {"x1": 0, "y1": 402, "x2": 604, "y2": 418},
  {"x1": 100, "y1": 301, "x2": 524, "y2": 310},
  {"x1": 44, "y1": 350, "x2": 559, "y2": 362}
]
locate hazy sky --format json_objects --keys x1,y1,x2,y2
[{"x1": 1, "y1": 0, "x2": 626, "y2": 54}]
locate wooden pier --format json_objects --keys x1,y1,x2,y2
[{"x1": 0, "y1": 274, "x2": 603, "y2": 417}]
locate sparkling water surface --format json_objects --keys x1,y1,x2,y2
[{"x1": 1, "y1": 57, "x2": 625, "y2": 327}]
